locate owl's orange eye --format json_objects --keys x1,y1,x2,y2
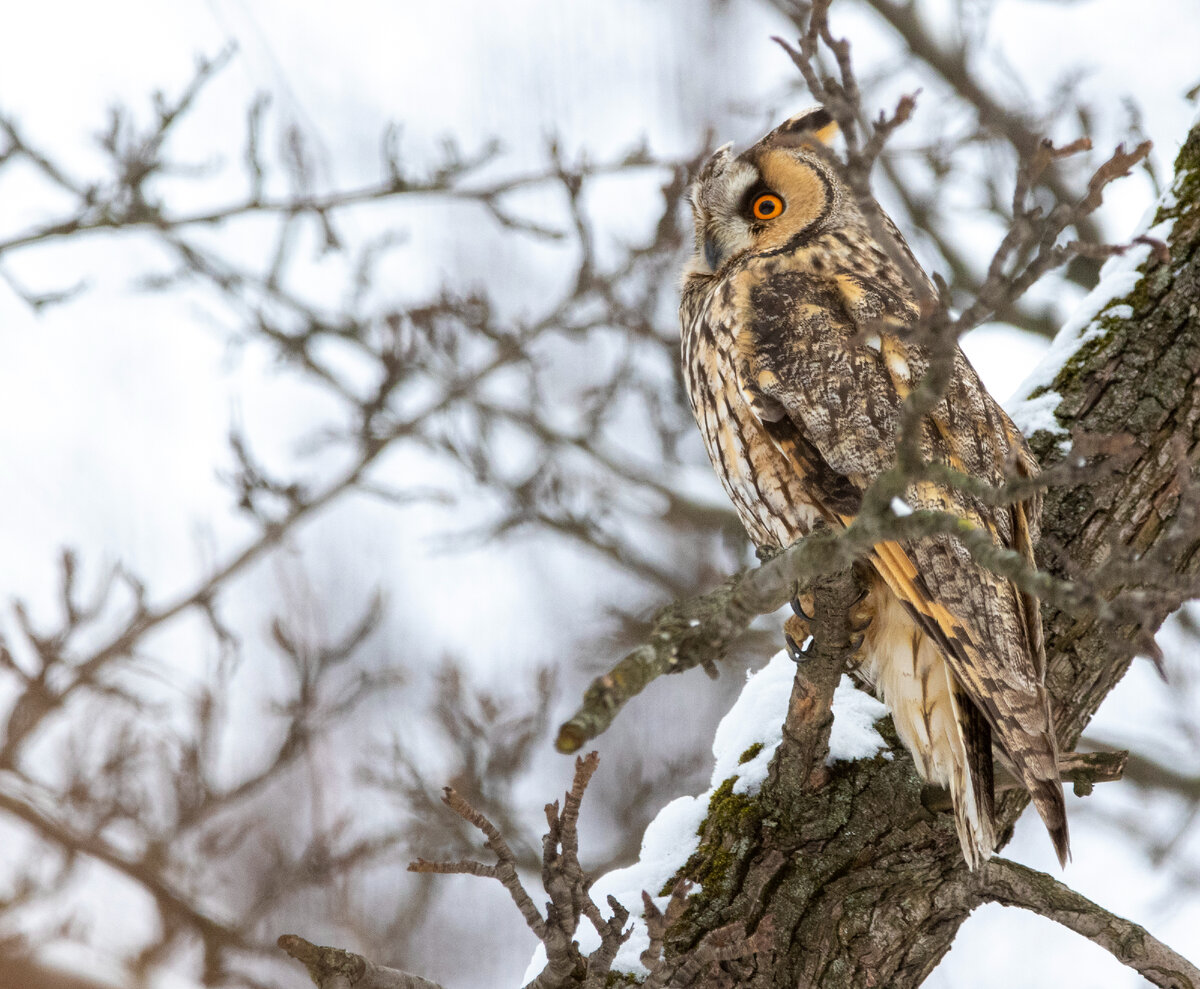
[{"x1": 752, "y1": 193, "x2": 784, "y2": 220}]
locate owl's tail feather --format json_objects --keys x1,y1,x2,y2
[
  {"x1": 945, "y1": 678, "x2": 996, "y2": 870},
  {"x1": 1031, "y1": 775, "x2": 1071, "y2": 868},
  {"x1": 866, "y1": 541, "x2": 1070, "y2": 868},
  {"x1": 951, "y1": 771, "x2": 995, "y2": 871},
  {"x1": 997, "y1": 707, "x2": 1071, "y2": 868}
]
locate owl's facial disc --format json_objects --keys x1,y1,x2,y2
[
  {"x1": 685, "y1": 117, "x2": 838, "y2": 275},
  {"x1": 746, "y1": 149, "x2": 833, "y2": 252},
  {"x1": 688, "y1": 157, "x2": 759, "y2": 274}
]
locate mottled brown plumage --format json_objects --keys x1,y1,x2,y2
[{"x1": 680, "y1": 108, "x2": 1068, "y2": 868}]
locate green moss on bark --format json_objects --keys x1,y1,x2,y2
[
  {"x1": 738, "y1": 742, "x2": 764, "y2": 765},
  {"x1": 661, "y1": 777, "x2": 764, "y2": 899}
]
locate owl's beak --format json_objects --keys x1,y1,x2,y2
[{"x1": 703, "y1": 235, "x2": 726, "y2": 272}]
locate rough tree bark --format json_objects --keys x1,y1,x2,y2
[{"x1": 658, "y1": 121, "x2": 1200, "y2": 986}]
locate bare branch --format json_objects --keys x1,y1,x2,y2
[
  {"x1": 981, "y1": 859, "x2": 1200, "y2": 989},
  {"x1": 408, "y1": 786, "x2": 547, "y2": 939},
  {"x1": 277, "y1": 935, "x2": 445, "y2": 989}
]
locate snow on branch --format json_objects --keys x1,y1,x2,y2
[{"x1": 1006, "y1": 185, "x2": 1178, "y2": 445}]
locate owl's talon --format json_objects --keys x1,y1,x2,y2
[
  {"x1": 785, "y1": 632, "x2": 806, "y2": 662},
  {"x1": 850, "y1": 618, "x2": 871, "y2": 634},
  {"x1": 851, "y1": 585, "x2": 869, "y2": 606},
  {"x1": 848, "y1": 632, "x2": 865, "y2": 653},
  {"x1": 790, "y1": 596, "x2": 814, "y2": 621}
]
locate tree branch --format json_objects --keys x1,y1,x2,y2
[
  {"x1": 981, "y1": 858, "x2": 1200, "y2": 989},
  {"x1": 278, "y1": 935, "x2": 445, "y2": 989},
  {"x1": 556, "y1": 480, "x2": 1186, "y2": 752}
]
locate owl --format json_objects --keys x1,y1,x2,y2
[{"x1": 679, "y1": 107, "x2": 1068, "y2": 869}]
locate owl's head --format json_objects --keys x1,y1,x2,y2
[{"x1": 685, "y1": 107, "x2": 847, "y2": 278}]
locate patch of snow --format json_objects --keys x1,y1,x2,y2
[
  {"x1": 1005, "y1": 214, "x2": 1173, "y2": 440},
  {"x1": 710, "y1": 651, "x2": 795, "y2": 795},
  {"x1": 1005, "y1": 388, "x2": 1065, "y2": 442},
  {"x1": 827, "y1": 677, "x2": 890, "y2": 761},
  {"x1": 523, "y1": 654, "x2": 890, "y2": 981},
  {"x1": 890, "y1": 497, "x2": 913, "y2": 517}
]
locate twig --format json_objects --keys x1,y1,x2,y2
[
  {"x1": 277, "y1": 935, "x2": 445, "y2": 989},
  {"x1": 409, "y1": 785, "x2": 547, "y2": 939},
  {"x1": 835, "y1": 0, "x2": 1108, "y2": 287},
  {"x1": 955, "y1": 138, "x2": 1152, "y2": 333},
  {"x1": 406, "y1": 753, "x2": 631, "y2": 989},
  {"x1": 924, "y1": 749, "x2": 1128, "y2": 812}
]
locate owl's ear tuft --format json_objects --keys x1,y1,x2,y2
[
  {"x1": 697, "y1": 141, "x2": 736, "y2": 184},
  {"x1": 767, "y1": 107, "x2": 839, "y2": 148}
]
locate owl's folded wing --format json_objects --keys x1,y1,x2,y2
[{"x1": 729, "y1": 279, "x2": 1067, "y2": 864}]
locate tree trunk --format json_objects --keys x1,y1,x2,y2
[{"x1": 663, "y1": 121, "x2": 1200, "y2": 987}]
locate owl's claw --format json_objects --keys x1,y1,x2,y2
[
  {"x1": 785, "y1": 632, "x2": 807, "y2": 663},
  {"x1": 848, "y1": 632, "x2": 865, "y2": 653},
  {"x1": 850, "y1": 617, "x2": 872, "y2": 634},
  {"x1": 790, "y1": 596, "x2": 814, "y2": 621}
]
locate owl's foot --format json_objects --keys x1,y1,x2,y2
[{"x1": 787, "y1": 590, "x2": 872, "y2": 658}]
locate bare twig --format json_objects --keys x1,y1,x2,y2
[
  {"x1": 277, "y1": 935, "x2": 445, "y2": 989},
  {"x1": 406, "y1": 753, "x2": 632, "y2": 989},
  {"x1": 409, "y1": 785, "x2": 547, "y2": 939}
]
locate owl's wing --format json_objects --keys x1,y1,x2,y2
[{"x1": 727, "y1": 258, "x2": 1067, "y2": 864}]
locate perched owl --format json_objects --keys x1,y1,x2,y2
[{"x1": 679, "y1": 107, "x2": 1068, "y2": 869}]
